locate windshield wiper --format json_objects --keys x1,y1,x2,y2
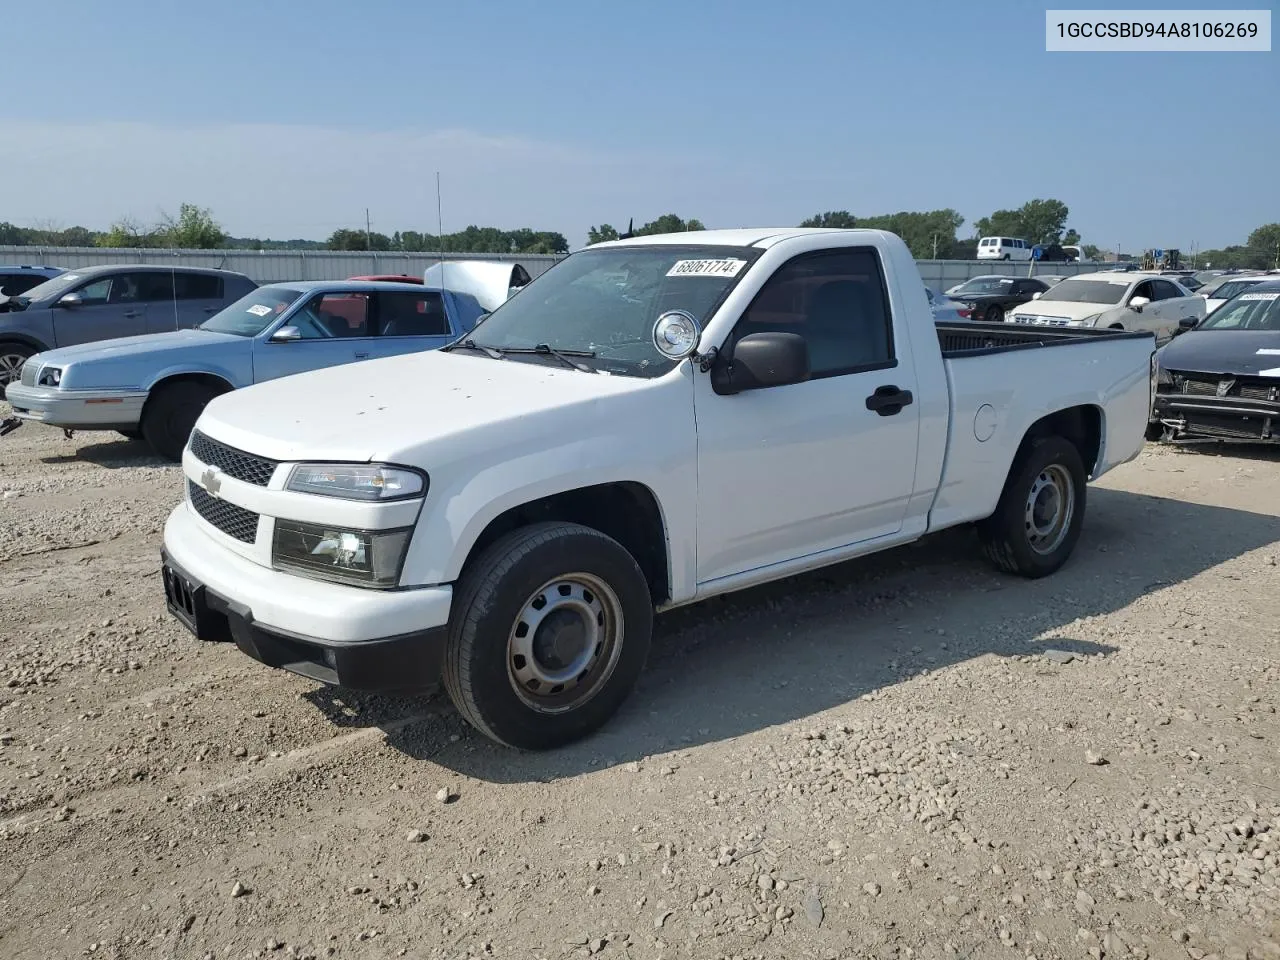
[
  {"x1": 442, "y1": 337, "x2": 506, "y2": 360},
  {"x1": 502, "y1": 343, "x2": 598, "y2": 374}
]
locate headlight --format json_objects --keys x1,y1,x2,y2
[
  {"x1": 37, "y1": 366, "x2": 63, "y2": 387},
  {"x1": 272, "y1": 520, "x2": 413, "y2": 589},
  {"x1": 1156, "y1": 364, "x2": 1172, "y2": 385},
  {"x1": 1080, "y1": 314, "x2": 1102, "y2": 327},
  {"x1": 286, "y1": 463, "x2": 426, "y2": 501}
]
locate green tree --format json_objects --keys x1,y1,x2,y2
[
  {"x1": 1081, "y1": 243, "x2": 1102, "y2": 261},
  {"x1": 1062, "y1": 228, "x2": 1081, "y2": 245},
  {"x1": 975, "y1": 199, "x2": 1071, "y2": 246},
  {"x1": 1246, "y1": 223, "x2": 1280, "y2": 267},
  {"x1": 634, "y1": 214, "x2": 705, "y2": 236},
  {"x1": 587, "y1": 224, "x2": 620, "y2": 245},
  {"x1": 799, "y1": 211, "x2": 858, "y2": 228},
  {"x1": 96, "y1": 217, "x2": 161, "y2": 248},
  {"x1": 326, "y1": 228, "x2": 392, "y2": 251},
  {"x1": 159, "y1": 203, "x2": 226, "y2": 249}
]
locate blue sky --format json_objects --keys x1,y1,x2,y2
[{"x1": 1, "y1": 0, "x2": 1276, "y2": 251}]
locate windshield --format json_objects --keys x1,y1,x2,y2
[
  {"x1": 1208, "y1": 278, "x2": 1267, "y2": 301},
  {"x1": 13, "y1": 271, "x2": 92, "y2": 305},
  {"x1": 952, "y1": 277, "x2": 1017, "y2": 296},
  {"x1": 1039, "y1": 278, "x2": 1129, "y2": 305},
  {"x1": 1198, "y1": 290, "x2": 1280, "y2": 331},
  {"x1": 200, "y1": 287, "x2": 304, "y2": 337},
  {"x1": 460, "y1": 245, "x2": 762, "y2": 377}
]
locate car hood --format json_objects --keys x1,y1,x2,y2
[
  {"x1": 1010, "y1": 300, "x2": 1116, "y2": 321},
  {"x1": 1157, "y1": 329, "x2": 1280, "y2": 377},
  {"x1": 196, "y1": 349, "x2": 662, "y2": 463},
  {"x1": 33, "y1": 328, "x2": 248, "y2": 366}
]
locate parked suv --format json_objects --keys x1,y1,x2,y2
[
  {"x1": 0, "y1": 265, "x2": 64, "y2": 298},
  {"x1": 977, "y1": 237, "x2": 1033, "y2": 261},
  {"x1": 0, "y1": 265, "x2": 256, "y2": 396}
]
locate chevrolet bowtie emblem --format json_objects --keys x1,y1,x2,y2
[{"x1": 201, "y1": 467, "x2": 223, "y2": 497}]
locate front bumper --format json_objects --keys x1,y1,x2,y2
[
  {"x1": 161, "y1": 504, "x2": 453, "y2": 691},
  {"x1": 1151, "y1": 391, "x2": 1280, "y2": 441},
  {"x1": 5, "y1": 383, "x2": 147, "y2": 429}
]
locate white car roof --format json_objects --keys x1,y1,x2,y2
[{"x1": 591, "y1": 227, "x2": 879, "y2": 250}]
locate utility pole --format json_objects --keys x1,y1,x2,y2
[
  {"x1": 932, "y1": 233, "x2": 939, "y2": 259},
  {"x1": 365, "y1": 209, "x2": 373, "y2": 252}
]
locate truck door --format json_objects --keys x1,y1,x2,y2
[{"x1": 693, "y1": 247, "x2": 922, "y2": 584}]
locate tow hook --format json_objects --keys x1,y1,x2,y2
[
  {"x1": 0, "y1": 416, "x2": 21, "y2": 438},
  {"x1": 62, "y1": 428, "x2": 75, "y2": 440}
]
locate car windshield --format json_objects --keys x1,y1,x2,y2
[
  {"x1": 1208, "y1": 279, "x2": 1266, "y2": 301},
  {"x1": 458, "y1": 245, "x2": 762, "y2": 377},
  {"x1": 952, "y1": 277, "x2": 1017, "y2": 295},
  {"x1": 1198, "y1": 290, "x2": 1280, "y2": 331},
  {"x1": 12, "y1": 271, "x2": 93, "y2": 305},
  {"x1": 200, "y1": 287, "x2": 304, "y2": 336},
  {"x1": 1039, "y1": 278, "x2": 1129, "y2": 305}
]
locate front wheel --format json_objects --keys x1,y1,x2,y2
[
  {"x1": 977, "y1": 435, "x2": 1087, "y2": 578},
  {"x1": 141, "y1": 381, "x2": 220, "y2": 461},
  {"x1": 0, "y1": 342, "x2": 35, "y2": 400},
  {"x1": 443, "y1": 522, "x2": 653, "y2": 750}
]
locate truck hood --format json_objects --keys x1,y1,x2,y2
[
  {"x1": 1157, "y1": 329, "x2": 1280, "y2": 377},
  {"x1": 196, "y1": 349, "x2": 658, "y2": 463},
  {"x1": 1010, "y1": 300, "x2": 1116, "y2": 322},
  {"x1": 32, "y1": 328, "x2": 247, "y2": 366}
]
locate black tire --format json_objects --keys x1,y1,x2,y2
[
  {"x1": 141, "y1": 381, "x2": 219, "y2": 461},
  {"x1": 443, "y1": 521, "x2": 653, "y2": 750},
  {"x1": 1001, "y1": 254, "x2": 1011, "y2": 261},
  {"x1": 977, "y1": 435, "x2": 1087, "y2": 579},
  {"x1": 117, "y1": 429, "x2": 141, "y2": 441},
  {"x1": 1144, "y1": 420, "x2": 1166, "y2": 442},
  {"x1": 984, "y1": 304, "x2": 1004, "y2": 323},
  {"x1": 0, "y1": 341, "x2": 35, "y2": 400}
]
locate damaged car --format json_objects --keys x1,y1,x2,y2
[{"x1": 1149, "y1": 280, "x2": 1280, "y2": 443}]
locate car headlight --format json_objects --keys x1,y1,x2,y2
[
  {"x1": 1079, "y1": 314, "x2": 1102, "y2": 327},
  {"x1": 272, "y1": 520, "x2": 413, "y2": 589},
  {"x1": 286, "y1": 463, "x2": 426, "y2": 501},
  {"x1": 1156, "y1": 364, "x2": 1172, "y2": 385},
  {"x1": 37, "y1": 366, "x2": 63, "y2": 387}
]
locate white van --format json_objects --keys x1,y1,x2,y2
[{"x1": 977, "y1": 237, "x2": 1033, "y2": 261}]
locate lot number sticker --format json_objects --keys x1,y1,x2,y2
[
  {"x1": 666, "y1": 259, "x2": 747, "y2": 278},
  {"x1": 246, "y1": 304, "x2": 274, "y2": 317},
  {"x1": 1239, "y1": 292, "x2": 1279, "y2": 301}
]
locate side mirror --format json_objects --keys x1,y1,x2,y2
[
  {"x1": 1175, "y1": 317, "x2": 1198, "y2": 335},
  {"x1": 57, "y1": 291, "x2": 84, "y2": 308},
  {"x1": 712, "y1": 332, "x2": 809, "y2": 395},
  {"x1": 1129, "y1": 296, "x2": 1150, "y2": 311},
  {"x1": 269, "y1": 325, "x2": 302, "y2": 343},
  {"x1": 1031, "y1": 291, "x2": 1042, "y2": 299}
]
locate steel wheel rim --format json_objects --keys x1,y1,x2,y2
[
  {"x1": 507, "y1": 572, "x2": 624, "y2": 714},
  {"x1": 1025, "y1": 463, "x2": 1074, "y2": 555},
  {"x1": 0, "y1": 353, "x2": 25, "y2": 385}
]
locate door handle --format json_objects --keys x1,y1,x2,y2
[
  {"x1": 354, "y1": 352, "x2": 370, "y2": 359},
  {"x1": 123, "y1": 310, "x2": 143, "y2": 318},
  {"x1": 202, "y1": 306, "x2": 218, "y2": 314},
  {"x1": 865, "y1": 385, "x2": 914, "y2": 416}
]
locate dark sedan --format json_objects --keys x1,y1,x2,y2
[
  {"x1": 945, "y1": 275, "x2": 1051, "y2": 323},
  {"x1": 1150, "y1": 280, "x2": 1280, "y2": 442}
]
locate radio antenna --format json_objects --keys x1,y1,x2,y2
[{"x1": 436, "y1": 171, "x2": 445, "y2": 290}]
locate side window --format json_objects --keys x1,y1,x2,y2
[
  {"x1": 132, "y1": 272, "x2": 175, "y2": 302},
  {"x1": 1130, "y1": 281, "x2": 1154, "y2": 302},
  {"x1": 1153, "y1": 279, "x2": 1184, "y2": 300},
  {"x1": 174, "y1": 273, "x2": 223, "y2": 300},
  {"x1": 75, "y1": 277, "x2": 115, "y2": 305},
  {"x1": 376, "y1": 291, "x2": 450, "y2": 337},
  {"x1": 0, "y1": 274, "x2": 46, "y2": 296},
  {"x1": 291, "y1": 292, "x2": 370, "y2": 339},
  {"x1": 729, "y1": 248, "x2": 894, "y2": 380}
]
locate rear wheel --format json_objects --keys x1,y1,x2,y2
[
  {"x1": 984, "y1": 304, "x2": 1004, "y2": 323},
  {"x1": 117, "y1": 429, "x2": 141, "y2": 441},
  {"x1": 0, "y1": 342, "x2": 34, "y2": 400},
  {"x1": 977, "y1": 435, "x2": 1086, "y2": 578},
  {"x1": 141, "y1": 381, "x2": 220, "y2": 461},
  {"x1": 443, "y1": 522, "x2": 653, "y2": 750}
]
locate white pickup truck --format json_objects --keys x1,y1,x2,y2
[{"x1": 160, "y1": 228, "x2": 1157, "y2": 750}]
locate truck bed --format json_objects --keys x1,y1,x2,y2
[{"x1": 936, "y1": 320, "x2": 1152, "y2": 357}]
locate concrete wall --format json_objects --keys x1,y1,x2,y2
[{"x1": 2, "y1": 245, "x2": 1112, "y2": 289}]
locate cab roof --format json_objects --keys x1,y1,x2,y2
[{"x1": 590, "y1": 227, "x2": 888, "y2": 250}]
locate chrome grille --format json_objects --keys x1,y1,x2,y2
[
  {"x1": 187, "y1": 480, "x2": 259, "y2": 543},
  {"x1": 189, "y1": 430, "x2": 279, "y2": 486},
  {"x1": 19, "y1": 361, "x2": 37, "y2": 387}
]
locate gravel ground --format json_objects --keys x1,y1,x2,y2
[{"x1": 1, "y1": 412, "x2": 1278, "y2": 960}]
